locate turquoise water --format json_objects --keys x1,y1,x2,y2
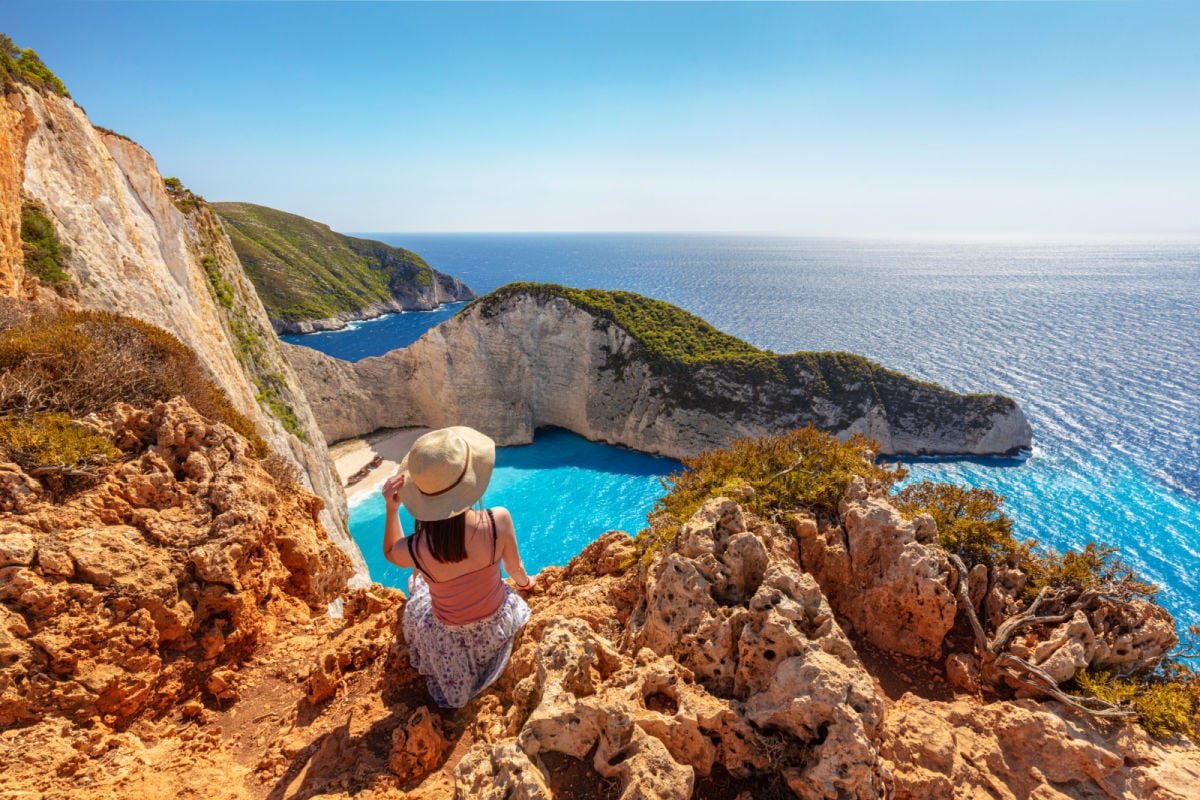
[
  {"x1": 290, "y1": 235, "x2": 1200, "y2": 628},
  {"x1": 349, "y1": 427, "x2": 678, "y2": 590}
]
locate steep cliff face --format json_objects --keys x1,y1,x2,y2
[
  {"x1": 0, "y1": 91, "x2": 35, "y2": 296},
  {"x1": 1, "y1": 85, "x2": 363, "y2": 576},
  {"x1": 212, "y1": 202, "x2": 474, "y2": 334},
  {"x1": 287, "y1": 286, "x2": 1033, "y2": 458}
]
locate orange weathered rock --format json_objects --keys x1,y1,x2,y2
[
  {"x1": 881, "y1": 694, "x2": 1200, "y2": 800},
  {"x1": 3, "y1": 420, "x2": 1199, "y2": 800},
  {"x1": 0, "y1": 397, "x2": 351, "y2": 727},
  {"x1": 0, "y1": 91, "x2": 36, "y2": 298},
  {"x1": 799, "y1": 476, "x2": 958, "y2": 660}
]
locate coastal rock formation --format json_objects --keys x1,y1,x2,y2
[
  {"x1": 212, "y1": 202, "x2": 475, "y2": 334},
  {"x1": 881, "y1": 695, "x2": 1200, "y2": 799},
  {"x1": 0, "y1": 398, "x2": 352, "y2": 727},
  {"x1": 0, "y1": 84, "x2": 361, "y2": 574},
  {"x1": 797, "y1": 476, "x2": 958, "y2": 659},
  {"x1": 286, "y1": 284, "x2": 1033, "y2": 458},
  {"x1": 4, "y1": 429, "x2": 1199, "y2": 799}
]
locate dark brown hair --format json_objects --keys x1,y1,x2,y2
[{"x1": 416, "y1": 511, "x2": 468, "y2": 563}]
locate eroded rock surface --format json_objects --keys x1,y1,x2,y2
[
  {"x1": 799, "y1": 476, "x2": 958, "y2": 659},
  {"x1": 0, "y1": 398, "x2": 351, "y2": 726},
  {"x1": 882, "y1": 695, "x2": 1200, "y2": 800},
  {"x1": 455, "y1": 498, "x2": 891, "y2": 800},
  {"x1": 3, "y1": 450, "x2": 1199, "y2": 800}
]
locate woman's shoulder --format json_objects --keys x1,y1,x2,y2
[{"x1": 485, "y1": 506, "x2": 515, "y2": 535}]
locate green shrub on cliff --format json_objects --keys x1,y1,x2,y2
[
  {"x1": 894, "y1": 481, "x2": 1027, "y2": 568},
  {"x1": 20, "y1": 201, "x2": 70, "y2": 289},
  {"x1": 650, "y1": 426, "x2": 903, "y2": 533},
  {"x1": 1077, "y1": 663, "x2": 1200, "y2": 744},
  {"x1": 202, "y1": 255, "x2": 235, "y2": 309},
  {"x1": 1025, "y1": 540, "x2": 1158, "y2": 599},
  {"x1": 0, "y1": 309, "x2": 264, "y2": 453},
  {"x1": 0, "y1": 35, "x2": 69, "y2": 97},
  {"x1": 0, "y1": 412, "x2": 118, "y2": 473}
]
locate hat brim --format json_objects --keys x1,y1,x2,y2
[{"x1": 397, "y1": 426, "x2": 496, "y2": 521}]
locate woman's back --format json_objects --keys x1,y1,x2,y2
[
  {"x1": 379, "y1": 425, "x2": 533, "y2": 708},
  {"x1": 408, "y1": 509, "x2": 507, "y2": 625}
]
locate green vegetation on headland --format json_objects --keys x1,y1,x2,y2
[
  {"x1": 644, "y1": 425, "x2": 1199, "y2": 743},
  {"x1": 475, "y1": 282, "x2": 770, "y2": 367},
  {"x1": 212, "y1": 202, "x2": 461, "y2": 326},
  {"x1": 0, "y1": 34, "x2": 69, "y2": 97},
  {"x1": 473, "y1": 283, "x2": 1018, "y2": 425}
]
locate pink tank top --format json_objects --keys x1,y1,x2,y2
[{"x1": 407, "y1": 509, "x2": 507, "y2": 625}]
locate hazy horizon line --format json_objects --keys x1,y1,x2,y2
[{"x1": 344, "y1": 229, "x2": 1200, "y2": 244}]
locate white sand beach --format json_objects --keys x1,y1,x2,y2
[{"x1": 330, "y1": 427, "x2": 432, "y2": 505}]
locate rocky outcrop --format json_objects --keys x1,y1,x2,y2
[
  {"x1": 0, "y1": 84, "x2": 362, "y2": 576},
  {"x1": 453, "y1": 499, "x2": 892, "y2": 800},
  {"x1": 881, "y1": 695, "x2": 1200, "y2": 799},
  {"x1": 3, "y1": 466, "x2": 1198, "y2": 798},
  {"x1": 286, "y1": 286, "x2": 1033, "y2": 458},
  {"x1": 797, "y1": 476, "x2": 959, "y2": 659},
  {"x1": 0, "y1": 398, "x2": 352, "y2": 727}
]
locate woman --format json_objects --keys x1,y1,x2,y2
[{"x1": 381, "y1": 426, "x2": 534, "y2": 708}]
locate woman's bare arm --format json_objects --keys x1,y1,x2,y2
[
  {"x1": 381, "y1": 474, "x2": 414, "y2": 569},
  {"x1": 493, "y1": 507, "x2": 535, "y2": 590}
]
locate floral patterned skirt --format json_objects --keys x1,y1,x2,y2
[{"x1": 402, "y1": 573, "x2": 531, "y2": 709}]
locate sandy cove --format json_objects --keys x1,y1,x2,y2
[{"x1": 331, "y1": 427, "x2": 432, "y2": 505}]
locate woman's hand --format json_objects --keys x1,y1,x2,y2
[
  {"x1": 513, "y1": 572, "x2": 538, "y2": 593},
  {"x1": 382, "y1": 473, "x2": 405, "y2": 509}
]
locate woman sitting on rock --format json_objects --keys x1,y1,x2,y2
[{"x1": 381, "y1": 426, "x2": 534, "y2": 708}]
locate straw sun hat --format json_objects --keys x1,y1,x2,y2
[{"x1": 397, "y1": 426, "x2": 496, "y2": 521}]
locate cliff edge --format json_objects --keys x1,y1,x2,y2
[
  {"x1": 3, "y1": 419, "x2": 1195, "y2": 799},
  {"x1": 286, "y1": 283, "x2": 1033, "y2": 458}
]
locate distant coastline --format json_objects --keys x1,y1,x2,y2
[{"x1": 274, "y1": 299, "x2": 469, "y2": 336}]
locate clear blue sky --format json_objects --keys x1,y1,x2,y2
[{"x1": 5, "y1": 1, "x2": 1198, "y2": 236}]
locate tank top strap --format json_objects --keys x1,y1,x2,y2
[
  {"x1": 486, "y1": 508, "x2": 498, "y2": 563},
  {"x1": 407, "y1": 532, "x2": 439, "y2": 584}
]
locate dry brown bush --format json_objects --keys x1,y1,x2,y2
[{"x1": 0, "y1": 309, "x2": 265, "y2": 453}]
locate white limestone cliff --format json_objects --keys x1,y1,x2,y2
[
  {"x1": 285, "y1": 289, "x2": 1033, "y2": 458},
  {"x1": 2, "y1": 85, "x2": 365, "y2": 579}
]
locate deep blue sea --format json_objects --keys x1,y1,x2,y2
[
  {"x1": 294, "y1": 234, "x2": 1200, "y2": 628},
  {"x1": 280, "y1": 302, "x2": 468, "y2": 360}
]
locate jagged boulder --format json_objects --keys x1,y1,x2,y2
[
  {"x1": 454, "y1": 499, "x2": 893, "y2": 800},
  {"x1": 798, "y1": 477, "x2": 958, "y2": 659},
  {"x1": 0, "y1": 398, "x2": 352, "y2": 726}
]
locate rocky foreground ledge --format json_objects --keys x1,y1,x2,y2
[
  {"x1": 1, "y1": 401, "x2": 1195, "y2": 799},
  {"x1": 284, "y1": 283, "x2": 1032, "y2": 458}
]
